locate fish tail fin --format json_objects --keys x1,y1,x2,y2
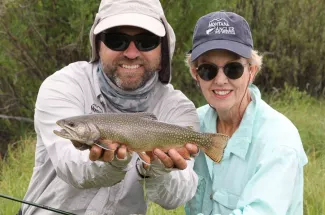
[{"x1": 203, "y1": 133, "x2": 229, "y2": 163}]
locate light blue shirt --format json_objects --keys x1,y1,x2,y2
[{"x1": 185, "y1": 85, "x2": 308, "y2": 215}]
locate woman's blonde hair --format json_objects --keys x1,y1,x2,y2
[{"x1": 185, "y1": 50, "x2": 263, "y2": 79}]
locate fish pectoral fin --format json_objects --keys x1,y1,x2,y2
[
  {"x1": 137, "y1": 152, "x2": 151, "y2": 166},
  {"x1": 94, "y1": 142, "x2": 114, "y2": 151},
  {"x1": 131, "y1": 112, "x2": 158, "y2": 121}
]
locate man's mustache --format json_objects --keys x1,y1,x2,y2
[{"x1": 115, "y1": 57, "x2": 144, "y2": 65}]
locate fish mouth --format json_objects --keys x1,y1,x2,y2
[
  {"x1": 53, "y1": 128, "x2": 73, "y2": 139},
  {"x1": 53, "y1": 121, "x2": 79, "y2": 140}
]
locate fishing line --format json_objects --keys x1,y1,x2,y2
[{"x1": 0, "y1": 193, "x2": 76, "y2": 215}]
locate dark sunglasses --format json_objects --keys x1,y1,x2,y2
[
  {"x1": 100, "y1": 32, "x2": 161, "y2": 52},
  {"x1": 196, "y1": 62, "x2": 248, "y2": 81}
]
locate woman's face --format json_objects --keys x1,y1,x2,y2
[{"x1": 192, "y1": 49, "x2": 254, "y2": 115}]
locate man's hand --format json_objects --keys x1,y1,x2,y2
[{"x1": 139, "y1": 143, "x2": 199, "y2": 170}]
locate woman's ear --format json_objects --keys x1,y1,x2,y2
[
  {"x1": 249, "y1": 64, "x2": 258, "y2": 83},
  {"x1": 190, "y1": 65, "x2": 198, "y2": 80}
]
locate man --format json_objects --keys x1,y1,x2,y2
[{"x1": 21, "y1": 0, "x2": 199, "y2": 214}]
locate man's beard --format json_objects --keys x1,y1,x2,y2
[{"x1": 102, "y1": 56, "x2": 161, "y2": 91}]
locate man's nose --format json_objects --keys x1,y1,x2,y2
[{"x1": 123, "y1": 41, "x2": 140, "y2": 59}]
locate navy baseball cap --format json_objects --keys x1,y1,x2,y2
[{"x1": 190, "y1": 11, "x2": 253, "y2": 61}]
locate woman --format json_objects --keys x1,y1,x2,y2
[{"x1": 185, "y1": 11, "x2": 308, "y2": 215}]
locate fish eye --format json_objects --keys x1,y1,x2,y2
[{"x1": 68, "y1": 122, "x2": 75, "y2": 127}]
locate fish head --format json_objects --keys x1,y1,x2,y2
[{"x1": 53, "y1": 118, "x2": 100, "y2": 145}]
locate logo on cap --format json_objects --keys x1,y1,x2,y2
[{"x1": 206, "y1": 18, "x2": 236, "y2": 35}]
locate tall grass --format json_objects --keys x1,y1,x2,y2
[
  {"x1": 304, "y1": 152, "x2": 325, "y2": 214},
  {"x1": 0, "y1": 136, "x2": 36, "y2": 215},
  {"x1": 0, "y1": 87, "x2": 324, "y2": 215}
]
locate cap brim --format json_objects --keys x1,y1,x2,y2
[
  {"x1": 94, "y1": 13, "x2": 166, "y2": 37},
  {"x1": 191, "y1": 40, "x2": 252, "y2": 61}
]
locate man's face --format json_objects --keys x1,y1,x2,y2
[{"x1": 98, "y1": 26, "x2": 162, "y2": 91}]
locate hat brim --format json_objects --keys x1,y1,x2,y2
[
  {"x1": 94, "y1": 13, "x2": 166, "y2": 37},
  {"x1": 191, "y1": 40, "x2": 252, "y2": 61}
]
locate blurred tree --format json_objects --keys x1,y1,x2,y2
[
  {"x1": 0, "y1": 0, "x2": 99, "y2": 150},
  {"x1": 232, "y1": 0, "x2": 325, "y2": 96}
]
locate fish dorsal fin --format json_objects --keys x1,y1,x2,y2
[
  {"x1": 186, "y1": 126, "x2": 194, "y2": 130},
  {"x1": 131, "y1": 112, "x2": 158, "y2": 120}
]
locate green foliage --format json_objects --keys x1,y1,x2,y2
[
  {"x1": 147, "y1": 202, "x2": 185, "y2": 215},
  {"x1": 264, "y1": 83, "x2": 314, "y2": 110},
  {"x1": 304, "y1": 153, "x2": 325, "y2": 215},
  {"x1": 231, "y1": 0, "x2": 325, "y2": 96},
  {"x1": 0, "y1": 136, "x2": 36, "y2": 214},
  {"x1": 0, "y1": 0, "x2": 99, "y2": 145}
]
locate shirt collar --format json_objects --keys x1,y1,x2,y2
[{"x1": 203, "y1": 84, "x2": 261, "y2": 161}]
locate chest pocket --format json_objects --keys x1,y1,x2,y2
[{"x1": 212, "y1": 189, "x2": 240, "y2": 210}]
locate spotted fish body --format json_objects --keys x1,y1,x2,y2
[{"x1": 53, "y1": 112, "x2": 229, "y2": 162}]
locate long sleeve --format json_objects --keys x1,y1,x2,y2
[
  {"x1": 34, "y1": 73, "x2": 129, "y2": 188},
  {"x1": 145, "y1": 159, "x2": 198, "y2": 209}
]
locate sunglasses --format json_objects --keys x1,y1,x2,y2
[
  {"x1": 100, "y1": 32, "x2": 161, "y2": 52},
  {"x1": 196, "y1": 62, "x2": 248, "y2": 81}
]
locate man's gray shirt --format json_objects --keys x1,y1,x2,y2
[{"x1": 22, "y1": 61, "x2": 199, "y2": 215}]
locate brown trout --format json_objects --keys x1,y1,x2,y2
[{"x1": 53, "y1": 112, "x2": 229, "y2": 163}]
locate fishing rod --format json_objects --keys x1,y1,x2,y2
[{"x1": 0, "y1": 193, "x2": 76, "y2": 215}]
